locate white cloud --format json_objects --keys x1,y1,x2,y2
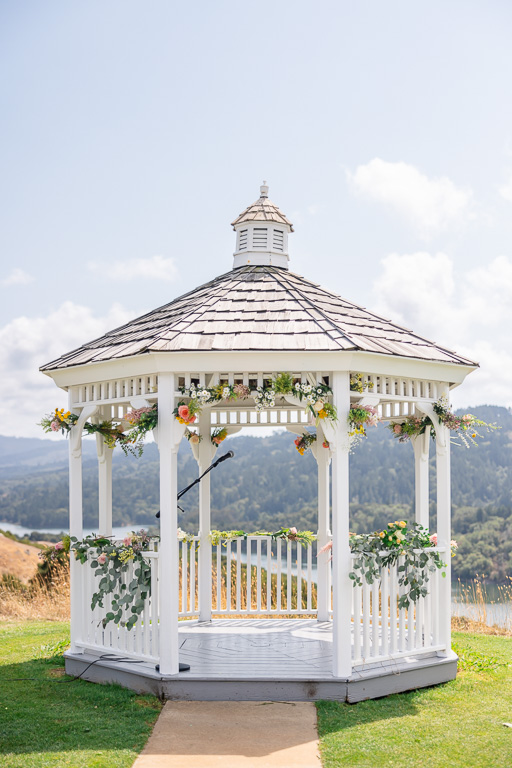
[
  {"x1": 371, "y1": 252, "x2": 512, "y2": 408},
  {"x1": 347, "y1": 158, "x2": 474, "y2": 237},
  {"x1": 88, "y1": 255, "x2": 177, "y2": 282},
  {"x1": 499, "y1": 173, "x2": 512, "y2": 202},
  {"x1": 1, "y1": 268, "x2": 35, "y2": 286},
  {"x1": 0, "y1": 302, "x2": 137, "y2": 438}
]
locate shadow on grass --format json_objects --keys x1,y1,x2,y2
[
  {"x1": 317, "y1": 688, "x2": 425, "y2": 737},
  {"x1": 0, "y1": 653, "x2": 161, "y2": 756}
]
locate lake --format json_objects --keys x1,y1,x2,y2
[{"x1": 2, "y1": 521, "x2": 510, "y2": 630}]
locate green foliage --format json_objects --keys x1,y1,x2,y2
[
  {"x1": 72, "y1": 532, "x2": 153, "y2": 630},
  {"x1": 349, "y1": 522, "x2": 446, "y2": 608},
  {"x1": 209, "y1": 527, "x2": 316, "y2": 547}
]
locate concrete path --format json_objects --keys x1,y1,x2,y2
[{"x1": 133, "y1": 701, "x2": 321, "y2": 768}]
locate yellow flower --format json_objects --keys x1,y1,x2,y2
[
  {"x1": 399, "y1": 521, "x2": 406, "y2": 528},
  {"x1": 379, "y1": 531, "x2": 385, "y2": 538},
  {"x1": 318, "y1": 409, "x2": 327, "y2": 419}
]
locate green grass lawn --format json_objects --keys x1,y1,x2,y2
[
  {"x1": 0, "y1": 621, "x2": 162, "y2": 768},
  {"x1": 317, "y1": 632, "x2": 512, "y2": 768}
]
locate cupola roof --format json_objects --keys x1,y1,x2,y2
[{"x1": 231, "y1": 182, "x2": 294, "y2": 231}]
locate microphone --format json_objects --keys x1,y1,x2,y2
[{"x1": 214, "y1": 450, "x2": 234, "y2": 465}]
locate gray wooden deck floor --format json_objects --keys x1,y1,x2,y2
[{"x1": 178, "y1": 619, "x2": 334, "y2": 680}]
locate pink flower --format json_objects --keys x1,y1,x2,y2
[
  {"x1": 393, "y1": 424, "x2": 402, "y2": 434},
  {"x1": 429, "y1": 533, "x2": 438, "y2": 546},
  {"x1": 189, "y1": 433, "x2": 200, "y2": 444},
  {"x1": 50, "y1": 421, "x2": 60, "y2": 432},
  {"x1": 123, "y1": 535, "x2": 133, "y2": 546},
  {"x1": 450, "y1": 539, "x2": 458, "y2": 549},
  {"x1": 322, "y1": 441, "x2": 329, "y2": 449},
  {"x1": 294, "y1": 437, "x2": 301, "y2": 446},
  {"x1": 97, "y1": 553, "x2": 107, "y2": 565},
  {"x1": 289, "y1": 527, "x2": 297, "y2": 535},
  {"x1": 54, "y1": 541, "x2": 64, "y2": 551},
  {"x1": 187, "y1": 414, "x2": 196, "y2": 424},
  {"x1": 178, "y1": 405, "x2": 190, "y2": 420}
]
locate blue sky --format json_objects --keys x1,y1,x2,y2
[{"x1": 1, "y1": 1, "x2": 512, "y2": 437}]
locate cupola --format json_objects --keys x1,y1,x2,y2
[{"x1": 231, "y1": 182, "x2": 294, "y2": 269}]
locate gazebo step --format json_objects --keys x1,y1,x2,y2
[{"x1": 64, "y1": 650, "x2": 457, "y2": 702}]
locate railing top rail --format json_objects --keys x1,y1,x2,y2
[{"x1": 349, "y1": 545, "x2": 446, "y2": 559}]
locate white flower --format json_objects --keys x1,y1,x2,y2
[
  {"x1": 222, "y1": 387, "x2": 230, "y2": 399},
  {"x1": 317, "y1": 388, "x2": 322, "y2": 394},
  {"x1": 295, "y1": 383, "x2": 300, "y2": 390},
  {"x1": 191, "y1": 391, "x2": 197, "y2": 398},
  {"x1": 307, "y1": 394, "x2": 315, "y2": 403}
]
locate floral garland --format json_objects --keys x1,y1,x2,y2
[
  {"x1": 350, "y1": 373, "x2": 374, "y2": 393},
  {"x1": 388, "y1": 396, "x2": 498, "y2": 448},
  {"x1": 70, "y1": 530, "x2": 153, "y2": 630},
  {"x1": 209, "y1": 527, "x2": 316, "y2": 547},
  {"x1": 294, "y1": 432, "x2": 317, "y2": 455},
  {"x1": 175, "y1": 374, "x2": 337, "y2": 425},
  {"x1": 319, "y1": 521, "x2": 457, "y2": 608},
  {"x1": 40, "y1": 404, "x2": 158, "y2": 457},
  {"x1": 348, "y1": 405, "x2": 379, "y2": 449}
]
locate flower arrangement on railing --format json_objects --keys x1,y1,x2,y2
[
  {"x1": 209, "y1": 527, "x2": 316, "y2": 547},
  {"x1": 350, "y1": 373, "x2": 374, "y2": 393},
  {"x1": 176, "y1": 374, "x2": 337, "y2": 425},
  {"x1": 319, "y1": 521, "x2": 453, "y2": 609},
  {"x1": 388, "y1": 396, "x2": 498, "y2": 448},
  {"x1": 71, "y1": 530, "x2": 154, "y2": 630},
  {"x1": 40, "y1": 405, "x2": 158, "y2": 456},
  {"x1": 348, "y1": 405, "x2": 379, "y2": 449}
]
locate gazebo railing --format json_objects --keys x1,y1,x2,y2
[
  {"x1": 211, "y1": 536, "x2": 319, "y2": 616},
  {"x1": 77, "y1": 547, "x2": 160, "y2": 662},
  {"x1": 351, "y1": 547, "x2": 447, "y2": 667}
]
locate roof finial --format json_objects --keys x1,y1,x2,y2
[{"x1": 260, "y1": 180, "x2": 269, "y2": 198}]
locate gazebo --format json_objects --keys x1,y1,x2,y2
[{"x1": 41, "y1": 183, "x2": 477, "y2": 701}]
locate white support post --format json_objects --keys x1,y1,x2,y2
[
  {"x1": 68, "y1": 400, "x2": 97, "y2": 654},
  {"x1": 158, "y1": 373, "x2": 180, "y2": 675},
  {"x1": 96, "y1": 412, "x2": 113, "y2": 536},
  {"x1": 198, "y1": 411, "x2": 215, "y2": 622},
  {"x1": 436, "y1": 400, "x2": 451, "y2": 655},
  {"x1": 315, "y1": 423, "x2": 331, "y2": 622},
  {"x1": 331, "y1": 371, "x2": 352, "y2": 678},
  {"x1": 411, "y1": 425, "x2": 431, "y2": 530}
]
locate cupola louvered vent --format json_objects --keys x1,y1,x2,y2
[
  {"x1": 238, "y1": 229, "x2": 248, "y2": 251},
  {"x1": 272, "y1": 229, "x2": 284, "y2": 251},
  {"x1": 253, "y1": 228, "x2": 268, "y2": 249}
]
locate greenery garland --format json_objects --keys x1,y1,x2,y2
[
  {"x1": 209, "y1": 527, "x2": 317, "y2": 547},
  {"x1": 71, "y1": 531, "x2": 154, "y2": 630},
  {"x1": 348, "y1": 521, "x2": 451, "y2": 609},
  {"x1": 39, "y1": 405, "x2": 158, "y2": 457},
  {"x1": 388, "y1": 396, "x2": 499, "y2": 447}
]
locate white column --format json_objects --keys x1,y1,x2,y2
[
  {"x1": 316, "y1": 423, "x2": 331, "y2": 622},
  {"x1": 69, "y1": 394, "x2": 84, "y2": 654},
  {"x1": 96, "y1": 419, "x2": 113, "y2": 536},
  {"x1": 411, "y1": 426, "x2": 431, "y2": 530},
  {"x1": 331, "y1": 371, "x2": 352, "y2": 678},
  {"x1": 436, "y1": 415, "x2": 451, "y2": 655},
  {"x1": 158, "y1": 372, "x2": 180, "y2": 675},
  {"x1": 198, "y1": 411, "x2": 215, "y2": 622}
]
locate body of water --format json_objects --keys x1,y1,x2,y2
[
  {"x1": 2, "y1": 521, "x2": 510, "y2": 629},
  {"x1": 0, "y1": 521, "x2": 138, "y2": 540}
]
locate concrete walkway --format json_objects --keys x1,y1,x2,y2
[{"x1": 133, "y1": 701, "x2": 321, "y2": 768}]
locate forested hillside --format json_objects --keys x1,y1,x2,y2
[{"x1": 0, "y1": 405, "x2": 510, "y2": 580}]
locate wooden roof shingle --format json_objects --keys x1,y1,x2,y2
[{"x1": 40, "y1": 265, "x2": 477, "y2": 371}]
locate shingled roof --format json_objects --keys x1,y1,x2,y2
[
  {"x1": 231, "y1": 194, "x2": 294, "y2": 230},
  {"x1": 41, "y1": 265, "x2": 476, "y2": 371}
]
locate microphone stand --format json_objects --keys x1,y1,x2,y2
[{"x1": 154, "y1": 450, "x2": 234, "y2": 674}]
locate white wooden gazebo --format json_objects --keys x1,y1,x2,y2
[{"x1": 41, "y1": 183, "x2": 477, "y2": 701}]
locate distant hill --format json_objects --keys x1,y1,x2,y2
[{"x1": 0, "y1": 405, "x2": 510, "y2": 580}]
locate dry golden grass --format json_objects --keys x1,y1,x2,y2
[
  {"x1": 0, "y1": 564, "x2": 70, "y2": 621},
  {"x1": 451, "y1": 576, "x2": 512, "y2": 636}
]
